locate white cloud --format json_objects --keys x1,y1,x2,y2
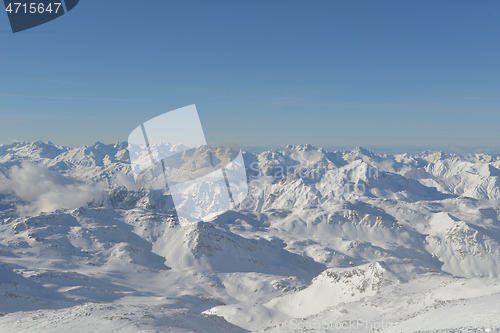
[
  {"x1": 111, "y1": 172, "x2": 140, "y2": 190},
  {"x1": 0, "y1": 161, "x2": 106, "y2": 216}
]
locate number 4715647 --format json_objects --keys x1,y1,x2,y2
[{"x1": 5, "y1": 2, "x2": 62, "y2": 14}]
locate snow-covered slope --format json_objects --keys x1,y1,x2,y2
[{"x1": 1, "y1": 142, "x2": 500, "y2": 332}]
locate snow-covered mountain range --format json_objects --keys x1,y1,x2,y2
[{"x1": 1, "y1": 141, "x2": 500, "y2": 332}]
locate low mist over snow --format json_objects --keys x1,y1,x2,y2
[
  {"x1": 0, "y1": 161, "x2": 106, "y2": 216},
  {"x1": 1, "y1": 141, "x2": 500, "y2": 332}
]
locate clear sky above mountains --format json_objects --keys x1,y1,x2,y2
[{"x1": 1, "y1": 1, "x2": 499, "y2": 153}]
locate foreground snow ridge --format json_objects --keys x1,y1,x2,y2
[{"x1": 1, "y1": 142, "x2": 500, "y2": 332}]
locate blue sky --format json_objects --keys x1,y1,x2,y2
[{"x1": 1, "y1": 1, "x2": 499, "y2": 153}]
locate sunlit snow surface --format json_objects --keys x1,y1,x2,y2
[{"x1": 1, "y1": 141, "x2": 500, "y2": 332}]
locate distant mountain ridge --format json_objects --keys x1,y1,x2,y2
[{"x1": 1, "y1": 140, "x2": 500, "y2": 189}]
